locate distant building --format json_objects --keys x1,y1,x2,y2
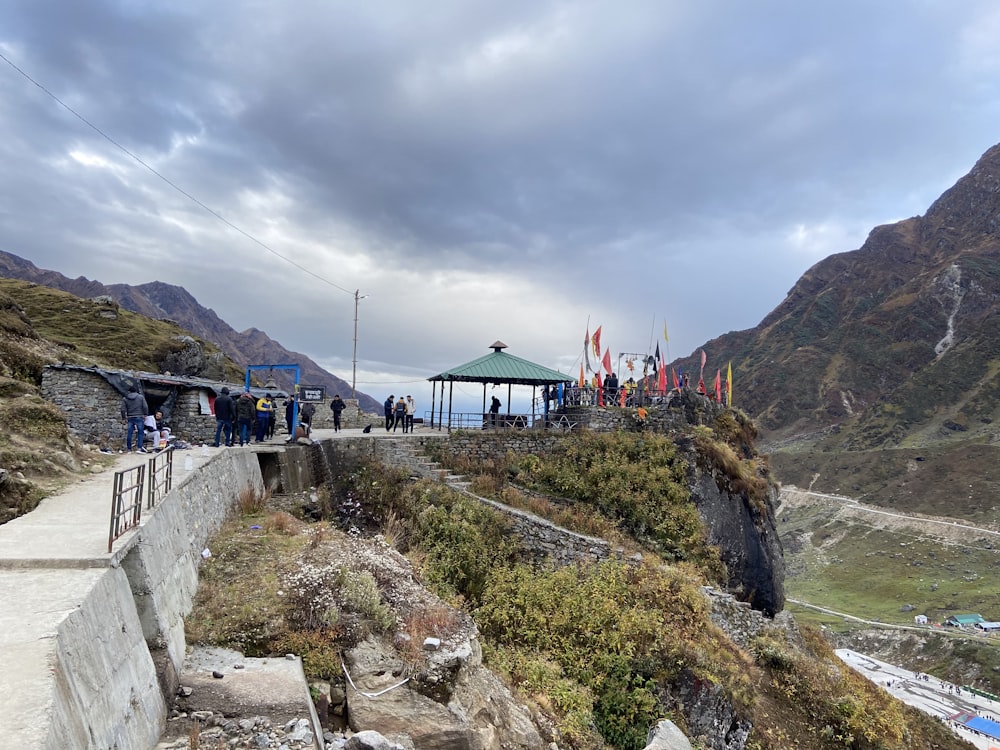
[
  {"x1": 913, "y1": 614, "x2": 928, "y2": 625},
  {"x1": 944, "y1": 614, "x2": 985, "y2": 628},
  {"x1": 975, "y1": 621, "x2": 1000, "y2": 633}
]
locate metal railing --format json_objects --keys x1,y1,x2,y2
[
  {"x1": 108, "y1": 448, "x2": 175, "y2": 553},
  {"x1": 147, "y1": 448, "x2": 174, "y2": 508}
]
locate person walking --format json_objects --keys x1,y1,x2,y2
[
  {"x1": 405, "y1": 395, "x2": 415, "y2": 433},
  {"x1": 330, "y1": 394, "x2": 345, "y2": 432},
  {"x1": 213, "y1": 387, "x2": 236, "y2": 447},
  {"x1": 236, "y1": 391, "x2": 256, "y2": 446},
  {"x1": 384, "y1": 395, "x2": 395, "y2": 432},
  {"x1": 393, "y1": 396, "x2": 406, "y2": 432},
  {"x1": 120, "y1": 385, "x2": 148, "y2": 453}
]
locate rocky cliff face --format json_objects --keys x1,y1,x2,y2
[
  {"x1": 686, "y1": 453, "x2": 785, "y2": 617},
  {"x1": 0, "y1": 251, "x2": 382, "y2": 413}
]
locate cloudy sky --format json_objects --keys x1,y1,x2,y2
[{"x1": 1, "y1": 1, "x2": 999, "y2": 414}]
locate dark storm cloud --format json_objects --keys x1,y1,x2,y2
[{"x1": 1, "y1": 0, "x2": 999, "y2": 411}]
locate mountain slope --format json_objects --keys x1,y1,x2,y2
[
  {"x1": 672, "y1": 142, "x2": 1000, "y2": 510},
  {"x1": 0, "y1": 252, "x2": 381, "y2": 413}
]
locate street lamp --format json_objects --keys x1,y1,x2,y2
[{"x1": 352, "y1": 289, "x2": 368, "y2": 399}]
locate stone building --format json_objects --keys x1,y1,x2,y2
[{"x1": 41, "y1": 364, "x2": 368, "y2": 448}]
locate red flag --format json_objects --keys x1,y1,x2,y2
[
  {"x1": 697, "y1": 377, "x2": 706, "y2": 395},
  {"x1": 658, "y1": 365, "x2": 667, "y2": 394},
  {"x1": 672, "y1": 367, "x2": 679, "y2": 389},
  {"x1": 714, "y1": 369, "x2": 721, "y2": 402},
  {"x1": 596, "y1": 372, "x2": 604, "y2": 406},
  {"x1": 602, "y1": 348, "x2": 612, "y2": 376},
  {"x1": 700, "y1": 349, "x2": 707, "y2": 377},
  {"x1": 592, "y1": 326, "x2": 602, "y2": 360}
]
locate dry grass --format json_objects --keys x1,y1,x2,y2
[{"x1": 236, "y1": 486, "x2": 270, "y2": 516}]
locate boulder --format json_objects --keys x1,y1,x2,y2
[
  {"x1": 345, "y1": 633, "x2": 542, "y2": 750},
  {"x1": 644, "y1": 720, "x2": 692, "y2": 750}
]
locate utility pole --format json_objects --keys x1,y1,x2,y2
[{"x1": 352, "y1": 289, "x2": 367, "y2": 399}]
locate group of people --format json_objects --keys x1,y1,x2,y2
[
  {"x1": 383, "y1": 394, "x2": 416, "y2": 432},
  {"x1": 210, "y1": 388, "x2": 282, "y2": 447}
]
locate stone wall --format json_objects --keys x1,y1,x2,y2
[
  {"x1": 41, "y1": 367, "x2": 125, "y2": 446},
  {"x1": 123, "y1": 448, "x2": 265, "y2": 693}
]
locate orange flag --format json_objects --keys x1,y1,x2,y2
[
  {"x1": 619, "y1": 387, "x2": 626, "y2": 407},
  {"x1": 592, "y1": 326, "x2": 602, "y2": 360},
  {"x1": 579, "y1": 363, "x2": 585, "y2": 388},
  {"x1": 658, "y1": 365, "x2": 667, "y2": 394},
  {"x1": 602, "y1": 348, "x2": 613, "y2": 376}
]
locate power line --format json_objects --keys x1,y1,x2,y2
[{"x1": 0, "y1": 49, "x2": 354, "y2": 297}]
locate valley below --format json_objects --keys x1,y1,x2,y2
[{"x1": 776, "y1": 485, "x2": 1000, "y2": 693}]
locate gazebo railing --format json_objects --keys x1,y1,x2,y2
[{"x1": 429, "y1": 411, "x2": 542, "y2": 431}]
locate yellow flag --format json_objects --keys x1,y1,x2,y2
[
  {"x1": 663, "y1": 321, "x2": 669, "y2": 342},
  {"x1": 726, "y1": 361, "x2": 733, "y2": 406}
]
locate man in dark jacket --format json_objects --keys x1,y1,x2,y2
[
  {"x1": 384, "y1": 394, "x2": 395, "y2": 432},
  {"x1": 120, "y1": 385, "x2": 149, "y2": 453},
  {"x1": 330, "y1": 394, "x2": 345, "y2": 432},
  {"x1": 213, "y1": 387, "x2": 236, "y2": 447},
  {"x1": 300, "y1": 400, "x2": 316, "y2": 427},
  {"x1": 235, "y1": 391, "x2": 256, "y2": 446}
]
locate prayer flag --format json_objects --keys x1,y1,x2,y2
[
  {"x1": 620, "y1": 387, "x2": 626, "y2": 407},
  {"x1": 700, "y1": 349, "x2": 707, "y2": 376},
  {"x1": 584, "y1": 327, "x2": 592, "y2": 373},
  {"x1": 697, "y1": 377, "x2": 706, "y2": 395},
  {"x1": 672, "y1": 367, "x2": 679, "y2": 389},
  {"x1": 596, "y1": 372, "x2": 604, "y2": 406},
  {"x1": 579, "y1": 363, "x2": 585, "y2": 388},
  {"x1": 663, "y1": 321, "x2": 669, "y2": 343},
  {"x1": 714, "y1": 369, "x2": 722, "y2": 402},
  {"x1": 726, "y1": 361, "x2": 733, "y2": 406},
  {"x1": 658, "y1": 365, "x2": 667, "y2": 394},
  {"x1": 654, "y1": 343, "x2": 660, "y2": 374},
  {"x1": 602, "y1": 348, "x2": 613, "y2": 376},
  {"x1": 592, "y1": 326, "x2": 602, "y2": 360}
]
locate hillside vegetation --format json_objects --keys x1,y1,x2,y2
[{"x1": 187, "y1": 439, "x2": 970, "y2": 750}]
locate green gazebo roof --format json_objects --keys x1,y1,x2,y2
[{"x1": 429, "y1": 341, "x2": 574, "y2": 386}]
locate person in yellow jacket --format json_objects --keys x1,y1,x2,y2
[{"x1": 255, "y1": 394, "x2": 274, "y2": 442}]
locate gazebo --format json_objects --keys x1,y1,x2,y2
[{"x1": 428, "y1": 341, "x2": 575, "y2": 431}]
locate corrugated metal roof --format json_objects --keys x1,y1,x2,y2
[{"x1": 429, "y1": 349, "x2": 574, "y2": 386}]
